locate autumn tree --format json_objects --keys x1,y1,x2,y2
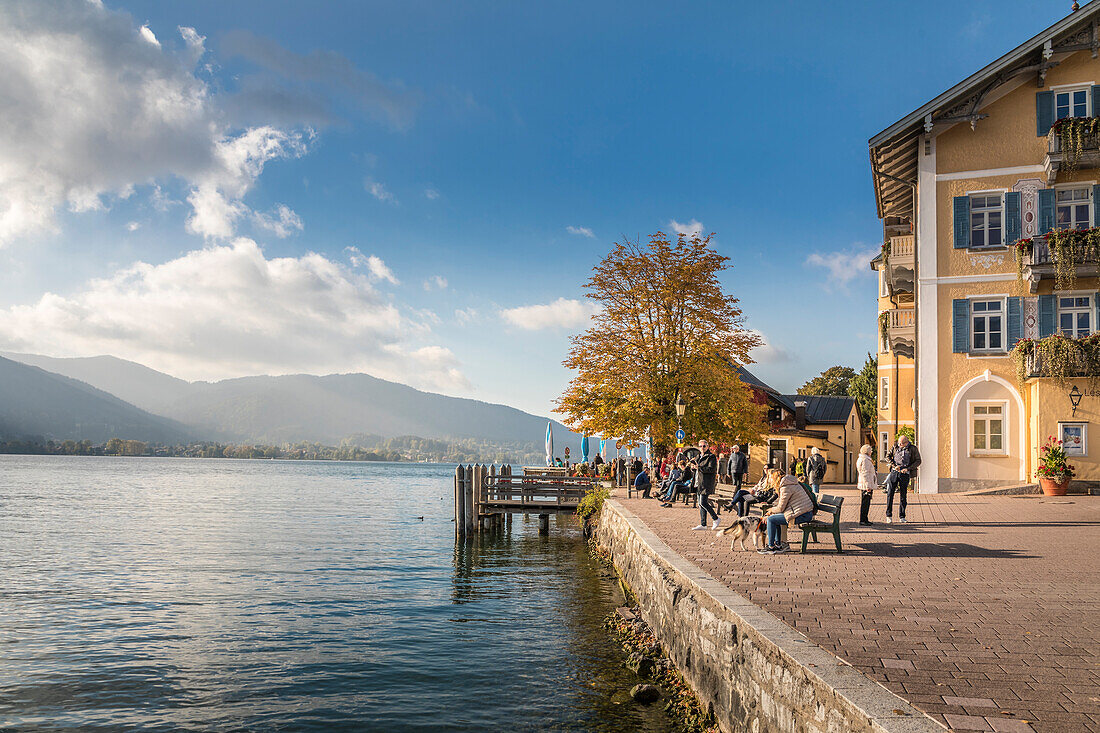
[
  {"x1": 555, "y1": 231, "x2": 765, "y2": 447},
  {"x1": 797, "y1": 365, "x2": 857, "y2": 396},
  {"x1": 847, "y1": 353, "x2": 877, "y2": 428}
]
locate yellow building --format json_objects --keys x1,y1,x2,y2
[{"x1": 869, "y1": 4, "x2": 1100, "y2": 491}]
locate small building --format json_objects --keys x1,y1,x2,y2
[{"x1": 736, "y1": 367, "x2": 864, "y2": 483}]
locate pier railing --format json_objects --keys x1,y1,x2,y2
[{"x1": 454, "y1": 464, "x2": 596, "y2": 535}]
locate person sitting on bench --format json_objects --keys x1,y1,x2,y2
[
  {"x1": 633, "y1": 464, "x2": 652, "y2": 498},
  {"x1": 758, "y1": 472, "x2": 815, "y2": 554},
  {"x1": 728, "y1": 468, "x2": 779, "y2": 516},
  {"x1": 659, "y1": 460, "x2": 692, "y2": 506}
]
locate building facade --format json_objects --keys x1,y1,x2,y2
[{"x1": 870, "y1": 4, "x2": 1100, "y2": 491}]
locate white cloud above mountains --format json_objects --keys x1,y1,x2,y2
[
  {"x1": 500, "y1": 298, "x2": 601, "y2": 330},
  {"x1": 0, "y1": 1, "x2": 410, "y2": 246},
  {"x1": 0, "y1": 239, "x2": 467, "y2": 390}
]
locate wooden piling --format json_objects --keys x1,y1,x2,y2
[
  {"x1": 454, "y1": 465, "x2": 466, "y2": 535},
  {"x1": 463, "y1": 464, "x2": 476, "y2": 534},
  {"x1": 538, "y1": 513, "x2": 550, "y2": 534}
]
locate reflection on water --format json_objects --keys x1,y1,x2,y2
[{"x1": 0, "y1": 457, "x2": 673, "y2": 732}]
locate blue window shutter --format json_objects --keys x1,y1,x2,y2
[
  {"x1": 953, "y1": 196, "x2": 971, "y2": 249},
  {"x1": 1094, "y1": 185, "x2": 1100, "y2": 227},
  {"x1": 1039, "y1": 294, "x2": 1056, "y2": 337},
  {"x1": 1095, "y1": 293, "x2": 1100, "y2": 334},
  {"x1": 1039, "y1": 188, "x2": 1056, "y2": 234},
  {"x1": 1093, "y1": 86, "x2": 1100, "y2": 117},
  {"x1": 953, "y1": 299, "x2": 970, "y2": 353},
  {"x1": 1007, "y1": 297, "x2": 1023, "y2": 348},
  {"x1": 1005, "y1": 192, "x2": 1021, "y2": 245},
  {"x1": 1037, "y1": 90, "x2": 1054, "y2": 135}
]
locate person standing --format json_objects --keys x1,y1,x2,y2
[
  {"x1": 729, "y1": 444, "x2": 748, "y2": 492},
  {"x1": 804, "y1": 447, "x2": 826, "y2": 496},
  {"x1": 885, "y1": 434, "x2": 921, "y2": 524},
  {"x1": 856, "y1": 444, "x2": 877, "y2": 525},
  {"x1": 690, "y1": 440, "x2": 720, "y2": 530}
]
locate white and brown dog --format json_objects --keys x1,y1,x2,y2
[{"x1": 715, "y1": 515, "x2": 765, "y2": 551}]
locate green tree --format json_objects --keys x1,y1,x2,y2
[
  {"x1": 847, "y1": 353, "x2": 877, "y2": 428},
  {"x1": 556, "y1": 231, "x2": 765, "y2": 445},
  {"x1": 798, "y1": 365, "x2": 857, "y2": 396}
]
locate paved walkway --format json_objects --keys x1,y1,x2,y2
[{"x1": 617, "y1": 487, "x2": 1100, "y2": 733}]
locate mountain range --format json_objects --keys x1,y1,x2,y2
[{"x1": 1, "y1": 352, "x2": 579, "y2": 450}]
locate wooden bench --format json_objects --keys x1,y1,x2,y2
[{"x1": 798, "y1": 493, "x2": 844, "y2": 553}]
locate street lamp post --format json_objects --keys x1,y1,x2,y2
[{"x1": 674, "y1": 393, "x2": 687, "y2": 448}]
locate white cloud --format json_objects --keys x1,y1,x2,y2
[
  {"x1": 138, "y1": 24, "x2": 159, "y2": 47},
  {"x1": 0, "y1": 3, "x2": 406, "y2": 247},
  {"x1": 366, "y1": 179, "x2": 396, "y2": 203},
  {"x1": 0, "y1": 239, "x2": 467, "y2": 390},
  {"x1": 252, "y1": 204, "x2": 303, "y2": 238},
  {"x1": 126, "y1": 221, "x2": 140, "y2": 232},
  {"x1": 454, "y1": 307, "x2": 478, "y2": 325},
  {"x1": 804, "y1": 245, "x2": 879, "y2": 289},
  {"x1": 424, "y1": 188, "x2": 439, "y2": 200},
  {"x1": 500, "y1": 298, "x2": 601, "y2": 331},
  {"x1": 747, "y1": 329, "x2": 794, "y2": 365},
  {"x1": 423, "y1": 275, "x2": 447, "y2": 291},
  {"x1": 365, "y1": 254, "x2": 396, "y2": 281},
  {"x1": 669, "y1": 219, "x2": 704, "y2": 237},
  {"x1": 567, "y1": 225, "x2": 595, "y2": 238}
]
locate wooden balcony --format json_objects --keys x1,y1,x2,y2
[
  {"x1": 885, "y1": 235, "x2": 914, "y2": 294},
  {"x1": 1045, "y1": 124, "x2": 1100, "y2": 184},
  {"x1": 1019, "y1": 233, "x2": 1100, "y2": 292},
  {"x1": 884, "y1": 308, "x2": 915, "y2": 359}
]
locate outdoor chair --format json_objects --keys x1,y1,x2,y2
[{"x1": 798, "y1": 493, "x2": 844, "y2": 553}]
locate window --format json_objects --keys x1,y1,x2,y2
[
  {"x1": 969, "y1": 194, "x2": 1003, "y2": 248},
  {"x1": 971, "y1": 404, "x2": 1005, "y2": 455},
  {"x1": 1059, "y1": 422, "x2": 1087, "y2": 456},
  {"x1": 1056, "y1": 187, "x2": 1092, "y2": 230},
  {"x1": 971, "y1": 300, "x2": 1004, "y2": 352},
  {"x1": 1058, "y1": 296, "x2": 1092, "y2": 337},
  {"x1": 879, "y1": 269, "x2": 888, "y2": 297},
  {"x1": 880, "y1": 376, "x2": 889, "y2": 407},
  {"x1": 880, "y1": 432, "x2": 889, "y2": 451},
  {"x1": 1055, "y1": 87, "x2": 1090, "y2": 120}
]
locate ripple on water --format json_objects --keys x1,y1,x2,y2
[{"x1": 0, "y1": 457, "x2": 674, "y2": 732}]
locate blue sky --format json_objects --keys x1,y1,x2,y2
[{"x1": 0, "y1": 0, "x2": 1075, "y2": 417}]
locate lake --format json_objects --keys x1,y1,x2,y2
[{"x1": 0, "y1": 457, "x2": 673, "y2": 732}]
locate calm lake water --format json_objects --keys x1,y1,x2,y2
[{"x1": 0, "y1": 457, "x2": 673, "y2": 732}]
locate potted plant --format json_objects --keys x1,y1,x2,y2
[{"x1": 1035, "y1": 437, "x2": 1074, "y2": 496}]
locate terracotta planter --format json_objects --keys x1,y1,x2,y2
[{"x1": 1039, "y1": 476, "x2": 1071, "y2": 496}]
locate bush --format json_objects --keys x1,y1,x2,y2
[{"x1": 576, "y1": 485, "x2": 609, "y2": 522}]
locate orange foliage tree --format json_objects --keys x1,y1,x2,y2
[{"x1": 555, "y1": 231, "x2": 766, "y2": 449}]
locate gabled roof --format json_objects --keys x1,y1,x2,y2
[
  {"x1": 735, "y1": 365, "x2": 796, "y2": 412},
  {"x1": 870, "y1": 1, "x2": 1100, "y2": 220},
  {"x1": 784, "y1": 394, "x2": 859, "y2": 426}
]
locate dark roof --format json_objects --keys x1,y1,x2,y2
[
  {"x1": 783, "y1": 395, "x2": 859, "y2": 426},
  {"x1": 735, "y1": 366, "x2": 796, "y2": 412}
]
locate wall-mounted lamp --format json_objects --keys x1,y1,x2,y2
[{"x1": 1070, "y1": 385, "x2": 1083, "y2": 416}]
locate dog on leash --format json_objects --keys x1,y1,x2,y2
[{"x1": 715, "y1": 515, "x2": 765, "y2": 551}]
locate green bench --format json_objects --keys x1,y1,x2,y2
[{"x1": 798, "y1": 493, "x2": 844, "y2": 553}]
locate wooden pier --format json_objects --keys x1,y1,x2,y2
[{"x1": 454, "y1": 464, "x2": 595, "y2": 535}]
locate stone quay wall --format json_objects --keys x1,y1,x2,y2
[{"x1": 596, "y1": 499, "x2": 944, "y2": 733}]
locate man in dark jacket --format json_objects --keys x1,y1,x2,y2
[
  {"x1": 729, "y1": 444, "x2": 748, "y2": 491},
  {"x1": 690, "y1": 440, "x2": 720, "y2": 530},
  {"x1": 885, "y1": 434, "x2": 921, "y2": 524},
  {"x1": 805, "y1": 447, "x2": 827, "y2": 496},
  {"x1": 633, "y1": 464, "x2": 652, "y2": 498}
]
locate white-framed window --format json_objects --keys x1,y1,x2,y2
[
  {"x1": 970, "y1": 194, "x2": 1003, "y2": 248},
  {"x1": 879, "y1": 269, "x2": 888, "y2": 297},
  {"x1": 880, "y1": 376, "x2": 889, "y2": 407},
  {"x1": 1059, "y1": 422, "x2": 1087, "y2": 456},
  {"x1": 970, "y1": 403, "x2": 1006, "y2": 455},
  {"x1": 1056, "y1": 187, "x2": 1092, "y2": 230},
  {"x1": 1058, "y1": 295, "x2": 1093, "y2": 337},
  {"x1": 880, "y1": 432, "x2": 889, "y2": 454},
  {"x1": 1055, "y1": 87, "x2": 1090, "y2": 120},
  {"x1": 971, "y1": 299, "x2": 1004, "y2": 352}
]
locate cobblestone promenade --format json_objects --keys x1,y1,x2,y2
[{"x1": 617, "y1": 488, "x2": 1100, "y2": 733}]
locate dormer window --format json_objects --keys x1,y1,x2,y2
[{"x1": 1055, "y1": 87, "x2": 1090, "y2": 120}]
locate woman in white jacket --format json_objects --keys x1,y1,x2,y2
[{"x1": 856, "y1": 444, "x2": 877, "y2": 526}]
